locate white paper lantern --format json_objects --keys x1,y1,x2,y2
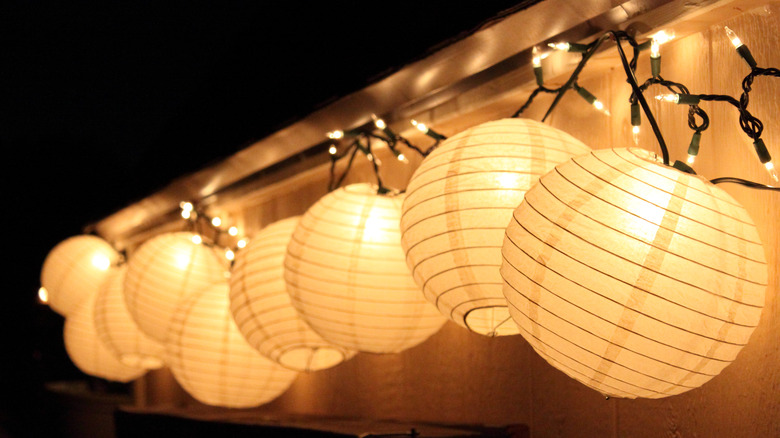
[
  {"x1": 284, "y1": 183, "x2": 446, "y2": 353},
  {"x1": 230, "y1": 216, "x2": 356, "y2": 371},
  {"x1": 401, "y1": 118, "x2": 591, "y2": 336},
  {"x1": 166, "y1": 283, "x2": 298, "y2": 408},
  {"x1": 124, "y1": 231, "x2": 228, "y2": 342},
  {"x1": 40, "y1": 235, "x2": 120, "y2": 316},
  {"x1": 501, "y1": 147, "x2": 767, "y2": 398},
  {"x1": 94, "y1": 266, "x2": 165, "y2": 369},
  {"x1": 64, "y1": 293, "x2": 147, "y2": 382}
]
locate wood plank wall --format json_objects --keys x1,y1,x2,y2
[{"x1": 151, "y1": 6, "x2": 779, "y2": 437}]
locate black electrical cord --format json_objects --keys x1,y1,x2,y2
[{"x1": 710, "y1": 177, "x2": 780, "y2": 191}]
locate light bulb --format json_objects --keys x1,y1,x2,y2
[
  {"x1": 237, "y1": 239, "x2": 247, "y2": 249},
  {"x1": 593, "y1": 100, "x2": 610, "y2": 116},
  {"x1": 687, "y1": 154, "x2": 696, "y2": 165},
  {"x1": 211, "y1": 217, "x2": 222, "y2": 227},
  {"x1": 327, "y1": 130, "x2": 344, "y2": 139},
  {"x1": 91, "y1": 254, "x2": 111, "y2": 271},
  {"x1": 38, "y1": 287, "x2": 49, "y2": 304},
  {"x1": 192, "y1": 235, "x2": 202, "y2": 245},
  {"x1": 225, "y1": 249, "x2": 235, "y2": 261},
  {"x1": 180, "y1": 201, "x2": 193, "y2": 212},
  {"x1": 181, "y1": 210, "x2": 191, "y2": 219},
  {"x1": 655, "y1": 93, "x2": 679, "y2": 103},
  {"x1": 228, "y1": 226, "x2": 238, "y2": 236},
  {"x1": 531, "y1": 46, "x2": 548, "y2": 67},
  {"x1": 632, "y1": 125, "x2": 640, "y2": 145},
  {"x1": 374, "y1": 118, "x2": 386, "y2": 130},
  {"x1": 650, "y1": 29, "x2": 675, "y2": 45},
  {"x1": 397, "y1": 153, "x2": 407, "y2": 162},
  {"x1": 412, "y1": 120, "x2": 428, "y2": 134},
  {"x1": 766, "y1": 161, "x2": 779, "y2": 182},
  {"x1": 650, "y1": 39, "x2": 660, "y2": 58},
  {"x1": 724, "y1": 26, "x2": 743, "y2": 48},
  {"x1": 328, "y1": 145, "x2": 337, "y2": 155},
  {"x1": 548, "y1": 42, "x2": 570, "y2": 51}
]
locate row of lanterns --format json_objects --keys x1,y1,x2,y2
[{"x1": 40, "y1": 118, "x2": 767, "y2": 406}]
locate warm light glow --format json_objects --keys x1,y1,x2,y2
[
  {"x1": 191, "y1": 234, "x2": 202, "y2": 244},
  {"x1": 211, "y1": 217, "x2": 222, "y2": 227},
  {"x1": 650, "y1": 39, "x2": 660, "y2": 58},
  {"x1": 766, "y1": 161, "x2": 779, "y2": 182},
  {"x1": 397, "y1": 153, "x2": 407, "y2": 162},
  {"x1": 328, "y1": 145, "x2": 337, "y2": 155},
  {"x1": 531, "y1": 46, "x2": 548, "y2": 67},
  {"x1": 374, "y1": 118, "x2": 386, "y2": 130},
  {"x1": 91, "y1": 254, "x2": 111, "y2": 271},
  {"x1": 651, "y1": 29, "x2": 675, "y2": 45},
  {"x1": 181, "y1": 210, "x2": 191, "y2": 219},
  {"x1": 724, "y1": 26, "x2": 743, "y2": 48},
  {"x1": 548, "y1": 42, "x2": 570, "y2": 51},
  {"x1": 327, "y1": 130, "x2": 344, "y2": 139},
  {"x1": 687, "y1": 154, "x2": 696, "y2": 165},
  {"x1": 237, "y1": 239, "x2": 247, "y2": 249},
  {"x1": 632, "y1": 125, "x2": 640, "y2": 145},
  {"x1": 38, "y1": 287, "x2": 49, "y2": 304},
  {"x1": 501, "y1": 147, "x2": 767, "y2": 399},
  {"x1": 401, "y1": 118, "x2": 591, "y2": 336},
  {"x1": 655, "y1": 93, "x2": 679, "y2": 103},
  {"x1": 411, "y1": 119, "x2": 428, "y2": 134},
  {"x1": 228, "y1": 226, "x2": 239, "y2": 236},
  {"x1": 593, "y1": 100, "x2": 610, "y2": 116},
  {"x1": 225, "y1": 249, "x2": 235, "y2": 261},
  {"x1": 180, "y1": 202, "x2": 193, "y2": 211}
]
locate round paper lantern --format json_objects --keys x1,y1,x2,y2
[
  {"x1": 401, "y1": 118, "x2": 591, "y2": 336},
  {"x1": 501, "y1": 147, "x2": 767, "y2": 399},
  {"x1": 64, "y1": 293, "x2": 147, "y2": 382},
  {"x1": 284, "y1": 183, "x2": 446, "y2": 353},
  {"x1": 124, "y1": 231, "x2": 228, "y2": 342},
  {"x1": 166, "y1": 283, "x2": 298, "y2": 408},
  {"x1": 41, "y1": 235, "x2": 120, "y2": 316},
  {"x1": 230, "y1": 216, "x2": 356, "y2": 371},
  {"x1": 94, "y1": 266, "x2": 165, "y2": 369}
]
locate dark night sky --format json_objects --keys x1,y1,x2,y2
[{"x1": 2, "y1": 1, "x2": 526, "y2": 434}]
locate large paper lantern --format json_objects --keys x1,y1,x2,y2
[
  {"x1": 40, "y1": 235, "x2": 120, "y2": 316},
  {"x1": 64, "y1": 293, "x2": 147, "y2": 382},
  {"x1": 124, "y1": 231, "x2": 228, "y2": 342},
  {"x1": 166, "y1": 283, "x2": 298, "y2": 408},
  {"x1": 501, "y1": 147, "x2": 766, "y2": 398},
  {"x1": 230, "y1": 216, "x2": 355, "y2": 371},
  {"x1": 284, "y1": 183, "x2": 446, "y2": 353},
  {"x1": 94, "y1": 266, "x2": 165, "y2": 369},
  {"x1": 401, "y1": 118, "x2": 591, "y2": 336}
]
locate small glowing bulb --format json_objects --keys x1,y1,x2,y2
[
  {"x1": 327, "y1": 130, "x2": 344, "y2": 139},
  {"x1": 531, "y1": 46, "x2": 548, "y2": 67},
  {"x1": 366, "y1": 153, "x2": 374, "y2": 162},
  {"x1": 632, "y1": 125, "x2": 640, "y2": 145},
  {"x1": 413, "y1": 120, "x2": 428, "y2": 134},
  {"x1": 687, "y1": 154, "x2": 696, "y2": 165},
  {"x1": 724, "y1": 26, "x2": 743, "y2": 48},
  {"x1": 237, "y1": 239, "x2": 247, "y2": 249},
  {"x1": 328, "y1": 145, "x2": 337, "y2": 155},
  {"x1": 181, "y1": 209, "x2": 191, "y2": 219},
  {"x1": 655, "y1": 93, "x2": 679, "y2": 103},
  {"x1": 548, "y1": 42, "x2": 570, "y2": 51},
  {"x1": 225, "y1": 249, "x2": 235, "y2": 261},
  {"x1": 593, "y1": 100, "x2": 610, "y2": 116},
  {"x1": 191, "y1": 235, "x2": 202, "y2": 245},
  {"x1": 38, "y1": 287, "x2": 49, "y2": 304},
  {"x1": 180, "y1": 201, "x2": 193, "y2": 211},
  {"x1": 766, "y1": 161, "x2": 779, "y2": 182},
  {"x1": 211, "y1": 217, "x2": 222, "y2": 227},
  {"x1": 374, "y1": 118, "x2": 386, "y2": 130},
  {"x1": 650, "y1": 30, "x2": 675, "y2": 45},
  {"x1": 228, "y1": 226, "x2": 238, "y2": 236},
  {"x1": 91, "y1": 254, "x2": 111, "y2": 271},
  {"x1": 650, "y1": 39, "x2": 660, "y2": 58},
  {"x1": 397, "y1": 153, "x2": 407, "y2": 162}
]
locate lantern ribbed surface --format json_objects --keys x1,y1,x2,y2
[
  {"x1": 501, "y1": 147, "x2": 767, "y2": 399},
  {"x1": 64, "y1": 293, "x2": 147, "y2": 382},
  {"x1": 41, "y1": 235, "x2": 120, "y2": 316},
  {"x1": 166, "y1": 283, "x2": 298, "y2": 408},
  {"x1": 94, "y1": 266, "x2": 165, "y2": 369},
  {"x1": 230, "y1": 216, "x2": 355, "y2": 371},
  {"x1": 401, "y1": 118, "x2": 591, "y2": 336},
  {"x1": 124, "y1": 231, "x2": 228, "y2": 343},
  {"x1": 284, "y1": 183, "x2": 446, "y2": 354}
]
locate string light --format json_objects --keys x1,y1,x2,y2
[
  {"x1": 630, "y1": 102, "x2": 641, "y2": 145},
  {"x1": 573, "y1": 83, "x2": 610, "y2": 116},
  {"x1": 532, "y1": 46, "x2": 548, "y2": 86},
  {"x1": 650, "y1": 39, "x2": 661, "y2": 78},
  {"x1": 328, "y1": 145, "x2": 337, "y2": 155},
  {"x1": 225, "y1": 249, "x2": 235, "y2": 261},
  {"x1": 180, "y1": 201, "x2": 194, "y2": 219},
  {"x1": 211, "y1": 217, "x2": 222, "y2": 227},
  {"x1": 228, "y1": 226, "x2": 238, "y2": 236},
  {"x1": 327, "y1": 130, "x2": 344, "y2": 139},
  {"x1": 191, "y1": 234, "x2": 202, "y2": 245},
  {"x1": 753, "y1": 138, "x2": 779, "y2": 182},
  {"x1": 38, "y1": 287, "x2": 49, "y2": 304},
  {"x1": 654, "y1": 93, "x2": 701, "y2": 105},
  {"x1": 724, "y1": 26, "x2": 757, "y2": 68},
  {"x1": 687, "y1": 131, "x2": 702, "y2": 164},
  {"x1": 237, "y1": 239, "x2": 247, "y2": 249},
  {"x1": 410, "y1": 119, "x2": 446, "y2": 140},
  {"x1": 547, "y1": 41, "x2": 589, "y2": 53}
]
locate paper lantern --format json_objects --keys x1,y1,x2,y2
[
  {"x1": 401, "y1": 118, "x2": 591, "y2": 336},
  {"x1": 284, "y1": 183, "x2": 446, "y2": 353},
  {"x1": 40, "y1": 235, "x2": 120, "y2": 316},
  {"x1": 166, "y1": 283, "x2": 298, "y2": 408},
  {"x1": 64, "y1": 293, "x2": 147, "y2": 382},
  {"x1": 94, "y1": 266, "x2": 165, "y2": 369},
  {"x1": 230, "y1": 216, "x2": 355, "y2": 371},
  {"x1": 124, "y1": 231, "x2": 228, "y2": 342},
  {"x1": 501, "y1": 147, "x2": 766, "y2": 398}
]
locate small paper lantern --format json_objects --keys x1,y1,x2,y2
[
  {"x1": 285, "y1": 183, "x2": 446, "y2": 353},
  {"x1": 40, "y1": 235, "x2": 119, "y2": 316},
  {"x1": 166, "y1": 283, "x2": 298, "y2": 408},
  {"x1": 124, "y1": 231, "x2": 227, "y2": 342},
  {"x1": 94, "y1": 266, "x2": 165, "y2": 369},
  {"x1": 401, "y1": 118, "x2": 591, "y2": 336},
  {"x1": 64, "y1": 293, "x2": 147, "y2": 382},
  {"x1": 230, "y1": 216, "x2": 355, "y2": 371},
  {"x1": 501, "y1": 147, "x2": 767, "y2": 398}
]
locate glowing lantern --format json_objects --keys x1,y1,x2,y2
[
  {"x1": 230, "y1": 216, "x2": 355, "y2": 371},
  {"x1": 124, "y1": 231, "x2": 227, "y2": 343},
  {"x1": 64, "y1": 293, "x2": 146, "y2": 382},
  {"x1": 501, "y1": 147, "x2": 766, "y2": 398},
  {"x1": 94, "y1": 266, "x2": 165, "y2": 369},
  {"x1": 40, "y1": 235, "x2": 119, "y2": 316},
  {"x1": 166, "y1": 283, "x2": 298, "y2": 408},
  {"x1": 284, "y1": 183, "x2": 446, "y2": 353},
  {"x1": 401, "y1": 118, "x2": 591, "y2": 336}
]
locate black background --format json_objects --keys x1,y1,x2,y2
[{"x1": 2, "y1": 1, "x2": 527, "y2": 435}]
